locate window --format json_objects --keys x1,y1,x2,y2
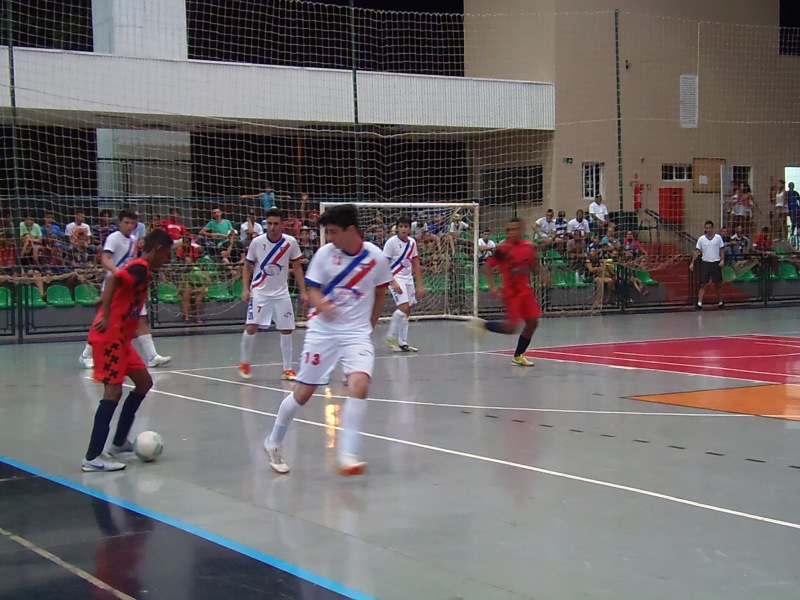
[
  {"x1": 480, "y1": 165, "x2": 543, "y2": 206},
  {"x1": 662, "y1": 163, "x2": 692, "y2": 181},
  {"x1": 732, "y1": 165, "x2": 752, "y2": 189},
  {"x1": 780, "y1": 0, "x2": 800, "y2": 56},
  {"x1": 582, "y1": 162, "x2": 604, "y2": 200}
]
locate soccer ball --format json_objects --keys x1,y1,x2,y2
[{"x1": 134, "y1": 431, "x2": 164, "y2": 462}]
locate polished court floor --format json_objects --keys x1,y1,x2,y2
[{"x1": 1, "y1": 310, "x2": 800, "y2": 599}]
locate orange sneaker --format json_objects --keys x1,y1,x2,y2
[
  {"x1": 336, "y1": 453, "x2": 367, "y2": 476},
  {"x1": 239, "y1": 362, "x2": 251, "y2": 379},
  {"x1": 281, "y1": 369, "x2": 297, "y2": 381}
]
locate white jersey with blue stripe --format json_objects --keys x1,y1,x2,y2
[
  {"x1": 245, "y1": 233, "x2": 301, "y2": 298},
  {"x1": 305, "y1": 242, "x2": 393, "y2": 337},
  {"x1": 103, "y1": 231, "x2": 136, "y2": 273},
  {"x1": 382, "y1": 235, "x2": 418, "y2": 284}
]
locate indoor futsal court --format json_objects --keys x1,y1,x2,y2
[{"x1": 2, "y1": 309, "x2": 800, "y2": 599}]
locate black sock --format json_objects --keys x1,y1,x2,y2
[
  {"x1": 514, "y1": 335, "x2": 532, "y2": 358},
  {"x1": 113, "y1": 391, "x2": 146, "y2": 447},
  {"x1": 86, "y1": 400, "x2": 118, "y2": 461},
  {"x1": 485, "y1": 320, "x2": 505, "y2": 334}
]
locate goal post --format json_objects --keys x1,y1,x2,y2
[{"x1": 319, "y1": 202, "x2": 480, "y2": 320}]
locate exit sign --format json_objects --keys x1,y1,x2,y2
[{"x1": 563, "y1": 157, "x2": 573, "y2": 164}]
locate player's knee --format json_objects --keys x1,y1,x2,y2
[
  {"x1": 245, "y1": 325, "x2": 258, "y2": 335},
  {"x1": 346, "y1": 373, "x2": 370, "y2": 398},
  {"x1": 293, "y1": 384, "x2": 315, "y2": 405},
  {"x1": 399, "y1": 304, "x2": 411, "y2": 316},
  {"x1": 104, "y1": 385, "x2": 124, "y2": 402},
  {"x1": 278, "y1": 330, "x2": 293, "y2": 335}
]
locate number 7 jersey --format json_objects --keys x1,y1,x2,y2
[
  {"x1": 245, "y1": 233, "x2": 302, "y2": 298},
  {"x1": 305, "y1": 241, "x2": 393, "y2": 336}
]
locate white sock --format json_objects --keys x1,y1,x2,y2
[
  {"x1": 280, "y1": 334, "x2": 293, "y2": 371},
  {"x1": 81, "y1": 344, "x2": 92, "y2": 358},
  {"x1": 388, "y1": 309, "x2": 403, "y2": 339},
  {"x1": 137, "y1": 333, "x2": 158, "y2": 361},
  {"x1": 339, "y1": 396, "x2": 368, "y2": 457},
  {"x1": 268, "y1": 393, "x2": 301, "y2": 446},
  {"x1": 399, "y1": 313, "x2": 409, "y2": 346},
  {"x1": 240, "y1": 330, "x2": 256, "y2": 364}
]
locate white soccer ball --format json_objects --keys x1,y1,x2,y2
[{"x1": 134, "y1": 431, "x2": 164, "y2": 462}]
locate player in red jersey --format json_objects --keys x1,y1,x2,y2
[
  {"x1": 81, "y1": 229, "x2": 173, "y2": 472},
  {"x1": 468, "y1": 217, "x2": 546, "y2": 366}
]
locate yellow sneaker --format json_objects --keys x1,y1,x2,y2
[{"x1": 511, "y1": 355, "x2": 534, "y2": 367}]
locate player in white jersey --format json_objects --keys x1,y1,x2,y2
[
  {"x1": 239, "y1": 208, "x2": 306, "y2": 381},
  {"x1": 79, "y1": 209, "x2": 171, "y2": 369},
  {"x1": 264, "y1": 204, "x2": 392, "y2": 476},
  {"x1": 383, "y1": 216, "x2": 424, "y2": 352}
]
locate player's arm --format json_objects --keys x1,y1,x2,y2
[
  {"x1": 689, "y1": 247, "x2": 701, "y2": 270},
  {"x1": 290, "y1": 258, "x2": 308, "y2": 301},
  {"x1": 412, "y1": 255, "x2": 424, "y2": 298},
  {"x1": 371, "y1": 284, "x2": 388, "y2": 329},
  {"x1": 241, "y1": 260, "x2": 253, "y2": 301},
  {"x1": 100, "y1": 250, "x2": 117, "y2": 274},
  {"x1": 483, "y1": 252, "x2": 501, "y2": 296}
]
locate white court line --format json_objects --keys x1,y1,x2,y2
[
  {"x1": 529, "y1": 349, "x2": 799, "y2": 383},
  {"x1": 0, "y1": 526, "x2": 135, "y2": 600},
  {"x1": 169, "y1": 370, "x2": 768, "y2": 417},
  {"x1": 129, "y1": 383, "x2": 800, "y2": 533},
  {"x1": 612, "y1": 350, "x2": 800, "y2": 360}
]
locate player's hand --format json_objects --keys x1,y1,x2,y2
[
  {"x1": 416, "y1": 285, "x2": 425, "y2": 299},
  {"x1": 489, "y1": 287, "x2": 502, "y2": 298},
  {"x1": 391, "y1": 281, "x2": 402, "y2": 294},
  {"x1": 317, "y1": 300, "x2": 337, "y2": 320},
  {"x1": 93, "y1": 317, "x2": 108, "y2": 333},
  {"x1": 688, "y1": 262, "x2": 694, "y2": 271},
  {"x1": 300, "y1": 292, "x2": 309, "y2": 311},
  {"x1": 241, "y1": 288, "x2": 250, "y2": 303}
]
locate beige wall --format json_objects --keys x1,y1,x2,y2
[{"x1": 464, "y1": 0, "x2": 800, "y2": 240}]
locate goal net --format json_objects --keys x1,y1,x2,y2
[
  {"x1": 319, "y1": 202, "x2": 480, "y2": 320},
  {"x1": 1, "y1": 2, "x2": 799, "y2": 335}
]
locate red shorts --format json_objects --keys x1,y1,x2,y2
[
  {"x1": 504, "y1": 290, "x2": 542, "y2": 324},
  {"x1": 92, "y1": 339, "x2": 146, "y2": 385}
]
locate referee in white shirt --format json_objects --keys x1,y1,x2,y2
[{"x1": 689, "y1": 220, "x2": 726, "y2": 310}]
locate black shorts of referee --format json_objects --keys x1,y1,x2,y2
[{"x1": 698, "y1": 260, "x2": 722, "y2": 284}]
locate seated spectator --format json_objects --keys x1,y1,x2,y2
[
  {"x1": 584, "y1": 246, "x2": 614, "y2": 309},
  {"x1": 303, "y1": 208, "x2": 320, "y2": 243},
  {"x1": 729, "y1": 225, "x2": 750, "y2": 262},
  {"x1": 92, "y1": 209, "x2": 117, "y2": 246},
  {"x1": 65, "y1": 211, "x2": 92, "y2": 248},
  {"x1": 297, "y1": 226, "x2": 317, "y2": 272},
  {"x1": 161, "y1": 208, "x2": 189, "y2": 242},
  {"x1": 567, "y1": 209, "x2": 591, "y2": 239},
  {"x1": 65, "y1": 230, "x2": 96, "y2": 275},
  {"x1": 199, "y1": 207, "x2": 236, "y2": 253},
  {"x1": 588, "y1": 194, "x2": 610, "y2": 235},
  {"x1": 601, "y1": 223, "x2": 622, "y2": 257},
  {"x1": 622, "y1": 231, "x2": 646, "y2": 263},
  {"x1": 147, "y1": 215, "x2": 163, "y2": 233},
  {"x1": 566, "y1": 230, "x2": 587, "y2": 267},
  {"x1": 585, "y1": 233, "x2": 603, "y2": 257},
  {"x1": 753, "y1": 226, "x2": 778, "y2": 276},
  {"x1": 534, "y1": 209, "x2": 558, "y2": 248},
  {"x1": 180, "y1": 255, "x2": 210, "y2": 324},
  {"x1": 0, "y1": 212, "x2": 15, "y2": 240},
  {"x1": 478, "y1": 229, "x2": 496, "y2": 264},
  {"x1": 19, "y1": 214, "x2": 42, "y2": 265},
  {"x1": 42, "y1": 212, "x2": 64, "y2": 241},
  {"x1": 0, "y1": 235, "x2": 16, "y2": 277},
  {"x1": 221, "y1": 230, "x2": 247, "y2": 267},
  {"x1": 240, "y1": 209, "x2": 263, "y2": 242},
  {"x1": 176, "y1": 235, "x2": 203, "y2": 263},
  {"x1": 553, "y1": 211, "x2": 569, "y2": 245},
  {"x1": 363, "y1": 211, "x2": 387, "y2": 247}
]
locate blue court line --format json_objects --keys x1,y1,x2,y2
[{"x1": 0, "y1": 455, "x2": 375, "y2": 600}]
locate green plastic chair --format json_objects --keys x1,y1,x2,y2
[
  {"x1": 231, "y1": 279, "x2": 244, "y2": 299},
  {"x1": 734, "y1": 268, "x2": 758, "y2": 282},
  {"x1": 544, "y1": 250, "x2": 567, "y2": 268},
  {"x1": 424, "y1": 275, "x2": 446, "y2": 294},
  {"x1": 721, "y1": 265, "x2": 737, "y2": 282},
  {"x1": 207, "y1": 280, "x2": 234, "y2": 301},
  {"x1": 463, "y1": 274, "x2": 474, "y2": 294},
  {"x1": 478, "y1": 273, "x2": 491, "y2": 292},
  {"x1": 0, "y1": 287, "x2": 12, "y2": 309},
  {"x1": 157, "y1": 281, "x2": 180, "y2": 303},
  {"x1": 550, "y1": 270, "x2": 569, "y2": 289},
  {"x1": 778, "y1": 262, "x2": 800, "y2": 281},
  {"x1": 635, "y1": 270, "x2": 659, "y2": 286},
  {"x1": 46, "y1": 285, "x2": 76, "y2": 307},
  {"x1": 22, "y1": 286, "x2": 47, "y2": 308},
  {"x1": 74, "y1": 284, "x2": 100, "y2": 306},
  {"x1": 495, "y1": 232, "x2": 506, "y2": 243},
  {"x1": 565, "y1": 270, "x2": 592, "y2": 288}
]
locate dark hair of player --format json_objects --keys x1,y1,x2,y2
[
  {"x1": 704, "y1": 220, "x2": 714, "y2": 227},
  {"x1": 396, "y1": 215, "x2": 411, "y2": 228},
  {"x1": 118, "y1": 209, "x2": 137, "y2": 221},
  {"x1": 142, "y1": 229, "x2": 173, "y2": 252},
  {"x1": 320, "y1": 204, "x2": 359, "y2": 230},
  {"x1": 265, "y1": 208, "x2": 284, "y2": 221}
]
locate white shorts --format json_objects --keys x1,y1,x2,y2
[
  {"x1": 139, "y1": 303, "x2": 147, "y2": 317},
  {"x1": 246, "y1": 295, "x2": 296, "y2": 330},
  {"x1": 295, "y1": 331, "x2": 375, "y2": 386},
  {"x1": 390, "y1": 281, "x2": 417, "y2": 308}
]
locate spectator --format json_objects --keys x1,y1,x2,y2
[
  {"x1": 0, "y1": 212, "x2": 14, "y2": 240},
  {"x1": 199, "y1": 207, "x2": 236, "y2": 251},
  {"x1": 584, "y1": 246, "x2": 614, "y2": 309},
  {"x1": 176, "y1": 235, "x2": 203, "y2": 263},
  {"x1": 42, "y1": 212, "x2": 64, "y2": 240},
  {"x1": 623, "y1": 230, "x2": 646, "y2": 261},
  {"x1": 297, "y1": 225, "x2": 316, "y2": 271},
  {"x1": 19, "y1": 214, "x2": 43, "y2": 264},
  {"x1": 65, "y1": 229, "x2": 95, "y2": 271},
  {"x1": 788, "y1": 182, "x2": 800, "y2": 238},
  {"x1": 773, "y1": 179, "x2": 788, "y2": 239},
  {"x1": 588, "y1": 194, "x2": 610, "y2": 235},
  {"x1": 132, "y1": 212, "x2": 147, "y2": 241},
  {"x1": 241, "y1": 183, "x2": 277, "y2": 212},
  {"x1": 147, "y1": 215, "x2": 164, "y2": 233},
  {"x1": 240, "y1": 209, "x2": 263, "y2": 242},
  {"x1": 752, "y1": 226, "x2": 778, "y2": 276},
  {"x1": 739, "y1": 185, "x2": 756, "y2": 238},
  {"x1": 281, "y1": 206, "x2": 303, "y2": 239},
  {"x1": 567, "y1": 209, "x2": 591, "y2": 239},
  {"x1": 601, "y1": 223, "x2": 622, "y2": 257},
  {"x1": 585, "y1": 233, "x2": 603, "y2": 257},
  {"x1": 302, "y1": 208, "x2": 321, "y2": 243},
  {"x1": 553, "y1": 210, "x2": 569, "y2": 245},
  {"x1": 729, "y1": 225, "x2": 750, "y2": 262},
  {"x1": 65, "y1": 211, "x2": 92, "y2": 247},
  {"x1": 689, "y1": 220, "x2": 725, "y2": 311},
  {"x1": 534, "y1": 209, "x2": 557, "y2": 248},
  {"x1": 478, "y1": 229, "x2": 496, "y2": 264},
  {"x1": 161, "y1": 208, "x2": 189, "y2": 242},
  {"x1": 92, "y1": 209, "x2": 117, "y2": 246}
]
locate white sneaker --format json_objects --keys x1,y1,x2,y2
[
  {"x1": 465, "y1": 317, "x2": 487, "y2": 338},
  {"x1": 79, "y1": 355, "x2": 94, "y2": 369},
  {"x1": 81, "y1": 455, "x2": 126, "y2": 472},
  {"x1": 148, "y1": 355, "x2": 172, "y2": 368},
  {"x1": 336, "y1": 452, "x2": 367, "y2": 476},
  {"x1": 107, "y1": 440, "x2": 135, "y2": 458},
  {"x1": 264, "y1": 441, "x2": 290, "y2": 474},
  {"x1": 398, "y1": 343, "x2": 418, "y2": 353}
]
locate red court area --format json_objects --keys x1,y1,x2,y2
[{"x1": 492, "y1": 334, "x2": 800, "y2": 384}]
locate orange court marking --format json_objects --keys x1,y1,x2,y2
[{"x1": 631, "y1": 384, "x2": 800, "y2": 421}]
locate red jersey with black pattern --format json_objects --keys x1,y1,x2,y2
[
  {"x1": 486, "y1": 239, "x2": 537, "y2": 296},
  {"x1": 88, "y1": 258, "x2": 151, "y2": 344}
]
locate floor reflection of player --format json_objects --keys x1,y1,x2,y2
[
  {"x1": 388, "y1": 356, "x2": 419, "y2": 473},
  {"x1": 91, "y1": 497, "x2": 152, "y2": 599}
]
